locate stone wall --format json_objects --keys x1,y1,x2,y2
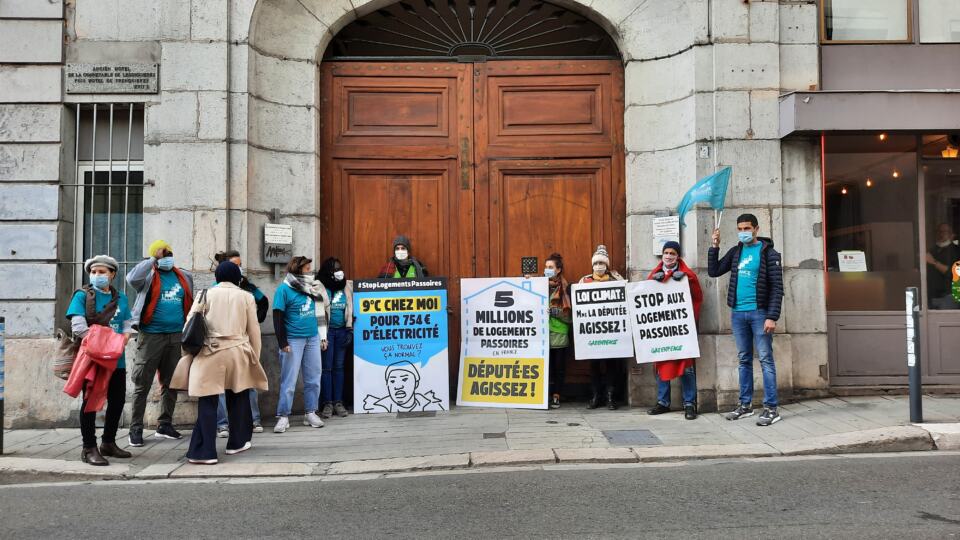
[{"x1": 1, "y1": 0, "x2": 829, "y2": 427}]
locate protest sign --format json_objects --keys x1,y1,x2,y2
[
  {"x1": 571, "y1": 281, "x2": 634, "y2": 360},
  {"x1": 457, "y1": 277, "x2": 549, "y2": 409},
  {"x1": 627, "y1": 278, "x2": 700, "y2": 363},
  {"x1": 353, "y1": 278, "x2": 448, "y2": 414}
]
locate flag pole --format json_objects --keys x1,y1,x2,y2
[{"x1": 716, "y1": 209, "x2": 724, "y2": 229}]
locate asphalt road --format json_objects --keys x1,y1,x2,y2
[{"x1": 1, "y1": 453, "x2": 958, "y2": 539}]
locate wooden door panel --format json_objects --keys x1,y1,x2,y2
[{"x1": 488, "y1": 159, "x2": 611, "y2": 282}]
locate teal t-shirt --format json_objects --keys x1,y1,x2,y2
[
  {"x1": 66, "y1": 289, "x2": 131, "y2": 369},
  {"x1": 273, "y1": 282, "x2": 319, "y2": 338},
  {"x1": 735, "y1": 242, "x2": 763, "y2": 312},
  {"x1": 141, "y1": 270, "x2": 187, "y2": 333},
  {"x1": 327, "y1": 288, "x2": 347, "y2": 328}
]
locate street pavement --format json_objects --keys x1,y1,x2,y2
[
  {"x1": 1, "y1": 394, "x2": 959, "y2": 480},
  {"x1": 0, "y1": 452, "x2": 958, "y2": 539}
]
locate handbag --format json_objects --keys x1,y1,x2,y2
[{"x1": 181, "y1": 289, "x2": 209, "y2": 356}]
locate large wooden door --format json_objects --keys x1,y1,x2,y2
[{"x1": 321, "y1": 60, "x2": 625, "y2": 391}]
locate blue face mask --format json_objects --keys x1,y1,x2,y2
[
  {"x1": 89, "y1": 274, "x2": 111, "y2": 290},
  {"x1": 157, "y1": 256, "x2": 175, "y2": 271},
  {"x1": 738, "y1": 231, "x2": 754, "y2": 244},
  {"x1": 544, "y1": 268, "x2": 556, "y2": 278}
]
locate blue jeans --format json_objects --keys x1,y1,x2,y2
[
  {"x1": 321, "y1": 327, "x2": 352, "y2": 404},
  {"x1": 218, "y1": 390, "x2": 261, "y2": 428},
  {"x1": 276, "y1": 335, "x2": 322, "y2": 417},
  {"x1": 656, "y1": 366, "x2": 698, "y2": 407},
  {"x1": 731, "y1": 309, "x2": 778, "y2": 408}
]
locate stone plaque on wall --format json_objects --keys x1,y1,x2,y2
[{"x1": 65, "y1": 63, "x2": 159, "y2": 94}]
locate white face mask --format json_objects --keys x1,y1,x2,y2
[
  {"x1": 937, "y1": 239, "x2": 953, "y2": 248},
  {"x1": 662, "y1": 253, "x2": 678, "y2": 267},
  {"x1": 593, "y1": 263, "x2": 607, "y2": 275},
  {"x1": 395, "y1": 249, "x2": 409, "y2": 261},
  {"x1": 333, "y1": 270, "x2": 345, "y2": 281}
]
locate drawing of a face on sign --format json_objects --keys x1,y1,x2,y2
[{"x1": 362, "y1": 361, "x2": 445, "y2": 413}]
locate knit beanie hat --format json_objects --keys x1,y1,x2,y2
[
  {"x1": 84, "y1": 254, "x2": 119, "y2": 273},
  {"x1": 215, "y1": 261, "x2": 242, "y2": 286},
  {"x1": 661, "y1": 240, "x2": 682, "y2": 256},
  {"x1": 148, "y1": 239, "x2": 172, "y2": 257},
  {"x1": 591, "y1": 245, "x2": 611, "y2": 266},
  {"x1": 393, "y1": 235, "x2": 411, "y2": 250}
]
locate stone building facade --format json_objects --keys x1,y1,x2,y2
[{"x1": 0, "y1": 0, "x2": 829, "y2": 427}]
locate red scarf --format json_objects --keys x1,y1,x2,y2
[
  {"x1": 646, "y1": 258, "x2": 703, "y2": 381},
  {"x1": 141, "y1": 265, "x2": 193, "y2": 326}
]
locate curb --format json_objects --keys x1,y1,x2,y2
[{"x1": 0, "y1": 424, "x2": 949, "y2": 481}]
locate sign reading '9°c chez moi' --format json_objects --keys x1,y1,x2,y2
[
  {"x1": 458, "y1": 277, "x2": 550, "y2": 410},
  {"x1": 627, "y1": 278, "x2": 700, "y2": 364}
]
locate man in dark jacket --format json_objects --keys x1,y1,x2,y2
[{"x1": 708, "y1": 214, "x2": 785, "y2": 426}]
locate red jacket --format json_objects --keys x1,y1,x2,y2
[
  {"x1": 63, "y1": 325, "x2": 126, "y2": 413},
  {"x1": 645, "y1": 258, "x2": 703, "y2": 381}
]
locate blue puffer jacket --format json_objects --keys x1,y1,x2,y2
[{"x1": 707, "y1": 237, "x2": 785, "y2": 321}]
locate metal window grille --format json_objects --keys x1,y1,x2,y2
[{"x1": 66, "y1": 103, "x2": 149, "y2": 297}]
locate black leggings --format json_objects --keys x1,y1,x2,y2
[
  {"x1": 549, "y1": 348, "x2": 566, "y2": 394},
  {"x1": 80, "y1": 368, "x2": 126, "y2": 448}
]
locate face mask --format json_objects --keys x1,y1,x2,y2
[
  {"x1": 738, "y1": 231, "x2": 754, "y2": 244},
  {"x1": 237, "y1": 265, "x2": 245, "y2": 276},
  {"x1": 662, "y1": 254, "x2": 678, "y2": 267},
  {"x1": 593, "y1": 263, "x2": 607, "y2": 275},
  {"x1": 90, "y1": 274, "x2": 111, "y2": 290},
  {"x1": 394, "y1": 249, "x2": 408, "y2": 261},
  {"x1": 937, "y1": 239, "x2": 953, "y2": 248},
  {"x1": 544, "y1": 268, "x2": 556, "y2": 278},
  {"x1": 157, "y1": 256, "x2": 175, "y2": 271},
  {"x1": 333, "y1": 270, "x2": 345, "y2": 281}
]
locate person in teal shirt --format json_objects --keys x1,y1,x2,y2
[{"x1": 65, "y1": 255, "x2": 134, "y2": 466}]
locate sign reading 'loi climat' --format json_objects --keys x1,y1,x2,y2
[
  {"x1": 65, "y1": 63, "x2": 159, "y2": 94},
  {"x1": 571, "y1": 281, "x2": 634, "y2": 360},
  {"x1": 627, "y1": 278, "x2": 700, "y2": 364},
  {"x1": 353, "y1": 279, "x2": 449, "y2": 414},
  {"x1": 458, "y1": 277, "x2": 549, "y2": 410}
]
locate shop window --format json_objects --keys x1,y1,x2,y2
[
  {"x1": 920, "y1": 0, "x2": 960, "y2": 42},
  {"x1": 824, "y1": 134, "x2": 919, "y2": 311},
  {"x1": 69, "y1": 104, "x2": 146, "y2": 294},
  {"x1": 922, "y1": 134, "x2": 960, "y2": 159},
  {"x1": 923, "y1": 162, "x2": 960, "y2": 309},
  {"x1": 821, "y1": 0, "x2": 911, "y2": 43}
]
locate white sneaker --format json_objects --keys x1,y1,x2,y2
[
  {"x1": 274, "y1": 416, "x2": 290, "y2": 433},
  {"x1": 303, "y1": 411, "x2": 325, "y2": 428},
  {"x1": 252, "y1": 424, "x2": 264, "y2": 433},
  {"x1": 216, "y1": 427, "x2": 229, "y2": 438},
  {"x1": 187, "y1": 458, "x2": 218, "y2": 465},
  {"x1": 225, "y1": 441, "x2": 252, "y2": 455}
]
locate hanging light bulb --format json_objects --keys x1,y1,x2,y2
[
  {"x1": 841, "y1": 186, "x2": 848, "y2": 195},
  {"x1": 879, "y1": 133, "x2": 887, "y2": 141},
  {"x1": 892, "y1": 170, "x2": 900, "y2": 178},
  {"x1": 866, "y1": 178, "x2": 874, "y2": 187}
]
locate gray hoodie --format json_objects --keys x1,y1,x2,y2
[{"x1": 126, "y1": 257, "x2": 194, "y2": 330}]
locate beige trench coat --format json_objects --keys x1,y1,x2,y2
[{"x1": 171, "y1": 282, "x2": 269, "y2": 397}]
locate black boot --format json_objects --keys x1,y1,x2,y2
[
  {"x1": 606, "y1": 389, "x2": 618, "y2": 410},
  {"x1": 586, "y1": 390, "x2": 600, "y2": 410},
  {"x1": 684, "y1": 404, "x2": 698, "y2": 420},
  {"x1": 81, "y1": 446, "x2": 109, "y2": 466}
]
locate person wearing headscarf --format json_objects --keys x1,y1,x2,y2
[
  {"x1": 316, "y1": 257, "x2": 354, "y2": 418},
  {"x1": 377, "y1": 235, "x2": 429, "y2": 278},
  {"x1": 646, "y1": 241, "x2": 703, "y2": 420},
  {"x1": 578, "y1": 245, "x2": 626, "y2": 410},
  {"x1": 545, "y1": 252, "x2": 571, "y2": 409},
  {"x1": 272, "y1": 256, "x2": 329, "y2": 433},
  {"x1": 125, "y1": 239, "x2": 194, "y2": 446},
  {"x1": 173, "y1": 261, "x2": 269, "y2": 464},
  {"x1": 65, "y1": 255, "x2": 134, "y2": 465},
  {"x1": 212, "y1": 250, "x2": 268, "y2": 437}
]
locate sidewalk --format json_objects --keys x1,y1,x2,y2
[{"x1": 2, "y1": 395, "x2": 959, "y2": 481}]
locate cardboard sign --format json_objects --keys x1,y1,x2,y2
[
  {"x1": 627, "y1": 278, "x2": 700, "y2": 364},
  {"x1": 571, "y1": 281, "x2": 634, "y2": 360},
  {"x1": 457, "y1": 277, "x2": 549, "y2": 409},
  {"x1": 353, "y1": 279, "x2": 449, "y2": 414}
]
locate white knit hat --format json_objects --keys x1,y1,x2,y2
[{"x1": 591, "y1": 245, "x2": 610, "y2": 266}]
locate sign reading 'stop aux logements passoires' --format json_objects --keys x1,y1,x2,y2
[{"x1": 627, "y1": 278, "x2": 700, "y2": 364}]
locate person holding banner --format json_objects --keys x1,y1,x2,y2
[
  {"x1": 709, "y1": 214, "x2": 785, "y2": 426},
  {"x1": 578, "y1": 245, "x2": 626, "y2": 410},
  {"x1": 378, "y1": 235, "x2": 429, "y2": 279},
  {"x1": 272, "y1": 256, "x2": 329, "y2": 433},
  {"x1": 545, "y1": 253, "x2": 572, "y2": 409},
  {"x1": 316, "y1": 257, "x2": 353, "y2": 419},
  {"x1": 644, "y1": 242, "x2": 702, "y2": 420}
]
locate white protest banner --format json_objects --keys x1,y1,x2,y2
[
  {"x1": 352, "y1": 278, "x2": 449, "y2": 414},
  {"x1": 627, "y1": 278, "x2": 700, "y2": 363},
  {"x1": 571, "y1": 281, "x2": 634, "y2": 360},
  {"x1": 457, "y1": 277, "x2": 549, "y2": 409}
]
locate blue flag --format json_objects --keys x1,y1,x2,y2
[{"x1": 676, "y1": 167, "x2": 731, "y2": 226}]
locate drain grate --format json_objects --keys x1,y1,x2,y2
[
  {"x1": 602, "y1": 429, "x2": 662, "y2": 446},
  {"x1": 397, "y1": 411, "x2": 437, "y2": 419},
  {"x1": 483, "y1": 432, "x2": 506, "y2": 439}
]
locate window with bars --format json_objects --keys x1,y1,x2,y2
[{"x1": 68, "y1": 104, "x2": 148, "y2": 296}]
